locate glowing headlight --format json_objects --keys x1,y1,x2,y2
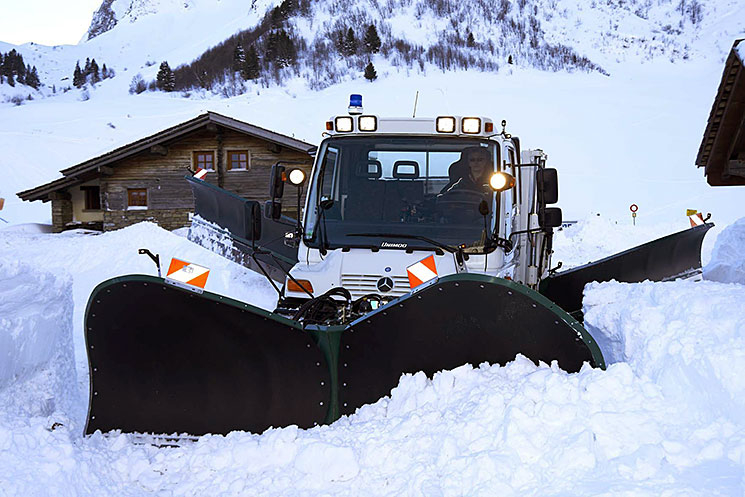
[
  {"x1": 436, "y1": 116, "x2": 456, "y2": 133},
  {"x1": 462, "y1": 117, "x2": 481, "y2": 134},
  {"x1": 335, "y1": 116, "x2": 354, "y2": 132},
  {"x1": 288, "y1": 168, "x2": 306, "y2": 186},
  {"x1": 358, "y1": 115, "x2": 377, "y2": 131},
  {"x1": 489, "y1": 172, "x2": 516, "y2": 192}
]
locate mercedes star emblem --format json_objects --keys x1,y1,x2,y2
[{"x1": 376, "y1": 277, "x2": 394, "y2": 293}]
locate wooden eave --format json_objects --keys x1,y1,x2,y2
[
  {"x1": 17, "y1": 112, "x2": 315, "y2": 202},
  {"x1": 696, "y1": 39, "x2": 745, "y2": 186}
]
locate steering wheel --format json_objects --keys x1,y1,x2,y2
[{"x1": 435, "y1": 189, "x2": 487, "y2": 222}]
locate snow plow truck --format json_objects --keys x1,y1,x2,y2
[{"x1": 84, "y1": 96, "x2": 712, "y2": 437}]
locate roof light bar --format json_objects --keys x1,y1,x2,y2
[
  {"x1": 436, "y1": 116, "x2": 456, "y2": 133},
  {"x1": 335, "y1": 116, "x2": 354, "y2": 132},
  {"x1": 358, "y1": 115, "x2": 377, "y2": 131},
  {"x1": 462, "y1": 117, "x2": 481, "y2": 134}
]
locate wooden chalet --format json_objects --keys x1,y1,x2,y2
[
  {"x1": 17, "y1": 112, "x2": 315, "y2": 232},
  {"x1": 696, "y1": 39, "x2": 745, "y2": 186}
]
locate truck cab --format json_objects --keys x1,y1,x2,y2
[{"x1": 280, "y1": 102, "x2": 561, "y2": 305}]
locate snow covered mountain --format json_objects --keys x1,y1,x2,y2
[{"x1": 0, "y1": 0, "x2": 744, "y2": 227}]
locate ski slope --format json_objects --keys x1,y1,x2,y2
[{"x1": 0, "y1": 217, "x2": 744, "y2": 496}]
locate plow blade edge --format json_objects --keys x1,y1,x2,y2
[
  {"x1": 540, "y1": 223, "x2": 713, "y2": 319},
  {"x1": 85, "y1": 274, "x2": 604, "y2": 436}
]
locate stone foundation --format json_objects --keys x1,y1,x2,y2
[{"x1": 51, "y1": 198, "x2": 73, "y2": 233}]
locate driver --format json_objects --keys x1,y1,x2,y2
[{"x1": 442, "y1": 147, "x2": 493, "y2": 194}]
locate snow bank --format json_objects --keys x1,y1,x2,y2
[
  {"x1": 0, "y1": 261, "x2": 76, "y2": 420},
  {"x1": 584, "y1": 279, "x2": 745, "y2": 423},
  {"x1": 3, "y1": 357, "x2": 744, "y2": 496},
  {"x1": 704, "y1": 216, "x2": 745, "y2": 285},
  {"x1": 552, "y1": 215, "x2": 685, "y2": 269}
]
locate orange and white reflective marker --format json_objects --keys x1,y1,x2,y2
[
  {"x1": 193, "y1": 168, "x2": 208, "y2": 180},
  {"x1": 166, "y1": 258, "x2": 210, "y2": 290},
  {"x1": 689, "y1": 212, "x2": 704, "y2": 227},
  {"x1": 407, "y1": 255, "x2": 438, "y2": 289}
]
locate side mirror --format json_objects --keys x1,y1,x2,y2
[
  {"x1": 539, "y1": 207, "x2": 562, "y2": 228},
  {"x1": 243, "y1": 200, "x2": 263, "y2": 240},
  {"x1": 269, "y1": 163, "x2": 286, "y2": 201},
  {"x1": 536, "y1": 168, "x2": 558, "y2": 205},
  {"x1": 264, "y1": 200, "x2": 282, "y2": 221}
]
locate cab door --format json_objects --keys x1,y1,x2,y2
[{"x1": 501, "y1": 143, "x2": 517, "y2": 242}]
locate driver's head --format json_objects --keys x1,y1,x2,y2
[{"x1": 462, "y1": 147, "x2": 491, "y2": 180}]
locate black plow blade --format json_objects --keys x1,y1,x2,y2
[
  {"x1": 540, "y1": 223, "x2": 713, "y2": 319},
  {"x1": 85, "y1": 276, "x2": 329, "y2": 436},
  {"x1": 85, "y1": 273, "x2": 604, "y2": 436},
  {"x1": 337, "y1": 273, "x2": 604, "y2": 416}
]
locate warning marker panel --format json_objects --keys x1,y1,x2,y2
[
  {"x1": 407, "y1": 255, "x2": 438, "y2": 289},
  {"x1": 165, "y1": 258, "x2": 210, "y2": 292}
]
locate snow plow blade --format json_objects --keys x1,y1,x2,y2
[
  {"x1": 186, "y1": 176, "x2": 297, "y2": 282},
  {"x1": 540, "y1": 223, "x2": 713, "y2": 320},
  {"x1": 85, "y1": 273, "x2": 604, "y2": 436}
]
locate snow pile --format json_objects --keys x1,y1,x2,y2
[
  {"x1": 584, "y1": 280, "x2": 745, "y2": 424},
  {"x1": 0, "y1": 261, "x2": 76, "y2": 420},
  {"x1": 704, "y1": 216, "x2": 745, "y2": 285},
  {"x1": 552, "y1": 215, "x2": 685, "y2": 269},
  {"x1": 3, "y1": 359, "x2": 744, "y2": 495}
]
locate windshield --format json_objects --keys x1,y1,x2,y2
[{"x1": 304, "y1": 137, "x2": 498, "y2": 251}]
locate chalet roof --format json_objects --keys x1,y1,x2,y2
[
  {"x1": 695, "y1": 39, "x2": 745, "y2": 186},
  {"x1": 17, "y1": 112, "x2": 316, "y2": 202}
]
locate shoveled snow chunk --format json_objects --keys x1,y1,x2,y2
[{"x1": 704, "y1": 216, "x2": 745, "y2": 285}]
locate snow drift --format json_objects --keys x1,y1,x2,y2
[
  {"x1": 0, "y1": 261, "x2": 76, "y2": 420},
  {"x1": 704, "y1": 216, "x2": 745, "y2": 285}
]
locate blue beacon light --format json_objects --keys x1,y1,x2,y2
[{"x1": 348, "y1": 94, "x2": 363, "y2": 115}]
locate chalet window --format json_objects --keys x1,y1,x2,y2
[
  {"x1": 81, "y1": 186, "x2": 101, "y2": 210},
  {"x1": 193, "y1": 151, "x2": 215, "y2": 171},
  {"x1": 127, "y1": 188, "x2": 148, "y2": 209},
  {"x1": 227, "y1": 150, "x2": 249, "y2": 171}
]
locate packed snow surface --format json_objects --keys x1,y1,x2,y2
[{"x1": 0, "y1": 218, "x2": 744, "y2": 495}]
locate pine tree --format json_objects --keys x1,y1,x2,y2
[
  {"x1": 101, "y1": 63, "x2": 108, "y2": 79},
  {"x1": 275, "y1": 30, "x2": 297, "y2": 67},
  {"x1": 73, "y1": 61, "x2": 84, "y2": 88},
  {"x1": 90, "y1": 58, "x2": 100, "y2": 83},
  {"x1": 25, "y1": 65, "x2": 40, "y2": 89},
  {"x1": 233, "y1": 44, "x2": 246, "y2": 73},
  {"x1": 242, "y1": 45, "x2": 260, "y2": 80},
  {"x1": 7, "y1": 71, "x2": 14, "y2": 87},
  {"x1": 363, "y1": 24, "x2": 381, "y2": 54},
  {"x1": 466, "y1": 32, "x2": 475, "y2": 47},
  {"x1": 364, "y1": 61, "x2": 377, "y2": 81},
  {"x1": 344, "y1": 28, "x2": 358, "y2": 56},
  {"x1": 156, "y1": 61, "x2": 175, "y2": 91},
  {"x1": 84, "y1": 58, "x2": 91, "y2": 77}
]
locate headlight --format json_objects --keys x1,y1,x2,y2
[
  {"x1": 436, "y1": 116, "x2": 456, "y2": 133},
  {"x1": 335, "y1": 116, "x2": 354, "y2": 132},
  {"x1": 489, "y1": 172, "x2": 516, "y2": 192},
  {"x1": 287, "y1": 168, "x2": 306, "y2": 186},
  {"x1": 358, "y1": 115, "x2": 377, "y2": 131},
  {"x1": 462, "y1": 117, "x2": 481, "y2": 134}
]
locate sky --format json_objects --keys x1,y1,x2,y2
[{"x1": 0, "y1": 0, "x2": 101, "y2": 46}]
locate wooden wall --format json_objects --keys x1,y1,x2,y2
[{"x1": 100, "y1": 126, "x2": 313, "y2": 231}]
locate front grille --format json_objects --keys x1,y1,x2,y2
[{"x1": 340, "y1": 274, "x2": 411, "y2": 299}]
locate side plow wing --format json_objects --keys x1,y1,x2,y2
[
  {"x1": 186, "y1": 176, "x2": 298, "y2": 282},
  {"x1": 540, "y1": 223, "x2": 713, "y2": 319},
  {"x1": 85, "y1": 274, "x2": 604, "y2": 436}
]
